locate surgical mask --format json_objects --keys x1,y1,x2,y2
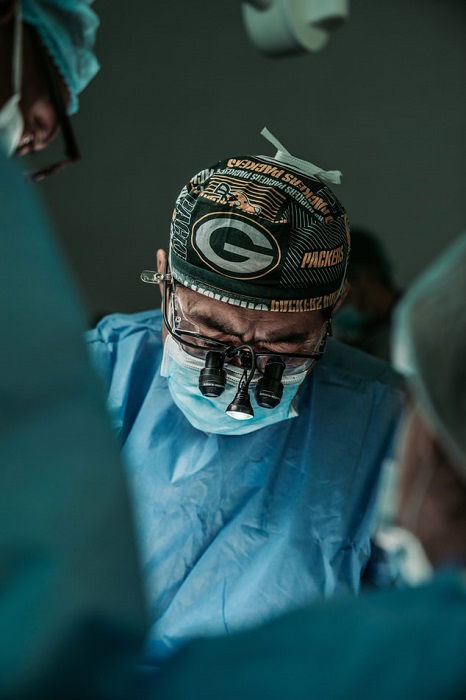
[
  {"x1": 333, "y1": 304, "x2": 368, "y2": 338},
  {"x1": 0, "y1": 7, "x2": 24, "y2": 156},
  {"x1": 161, "y1": 335, "x2": 306, "y2": 435},
  {"x1": 374, "y1": 458, "x2": 433, "y2": 586}
]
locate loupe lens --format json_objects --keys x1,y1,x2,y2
[
  {"x1": 199, "y1": 351, "x2": 226, "y2": 397},
  {"x1": 255, "y1": 357, "x2": 285, "y2": 409}
]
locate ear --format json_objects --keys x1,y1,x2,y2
[
  {"x1": 156, "y1": 249, "x2": 168, "y2": 299},
  {"x1": 332, "y1": 282, "x2": 350, "y2": 314}
]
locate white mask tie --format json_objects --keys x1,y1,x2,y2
[{"x1": 0, "y1": 5, "x2": 24, "y2": 156}]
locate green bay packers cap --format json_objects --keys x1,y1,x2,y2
[{"x1": 169, "y1": 128, "x2": 351, "y2": 313}]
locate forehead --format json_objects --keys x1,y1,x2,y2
[{"x1": 175, "y1": 286, "x2": 324, "y2": 334}]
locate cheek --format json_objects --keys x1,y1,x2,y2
[{"x1": 23, "y1": 98, "x2": 58, "y2": 140}]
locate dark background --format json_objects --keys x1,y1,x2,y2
[{"x1": 32, "y1": 0, "x2": 466, "y2": 321}]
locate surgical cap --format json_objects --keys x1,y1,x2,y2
[
  {"x1": 168, "y1": 129, "x2": 350, "y2": 313},
  {"x1": 21, "y1": 0, "x2": 99, "y2": 115},
  {"x1": 392, "y1": 233, "x2": 466, "y2": 477}
]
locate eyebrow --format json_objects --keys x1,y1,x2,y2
[{"x1": 188, "y1": 310, "x2": 314, "y2": 345}]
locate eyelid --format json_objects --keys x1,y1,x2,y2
[
  {"x1": 254, "y1": 341, "x2": 310, "y2": 354},
  {"x1": 186, "y1": 312, "x2": 319, "y2": 350},
  {"x1": 200, "y1": 323, "x2": 244, "y2": 341},
  {"x1": 188, "y1": 315, "x2": 233, "y2": 335},
  {"x1": 270, "y1": 338, "x2": 312, "y2": 347},
  {"x1": 200, "y1": 328, "x2": 239, "y2": 342}
]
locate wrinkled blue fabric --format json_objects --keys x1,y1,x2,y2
[
  {"x1": 21, "y1": 0, "x2": 99, "y2": 114},
  {"x1": 86, "y1": 310, "x2": 404, "y2": 665}
]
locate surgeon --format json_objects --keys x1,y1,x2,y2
[
  {"x1": 87, "y1": 128, "x2": 403, "y2": 664},
  {"x1": 154, "y1": 233, "x2": 466, "y2": 700},
  {"x1": 0, "y1": 0, "x2": 98, "y2": 175}
]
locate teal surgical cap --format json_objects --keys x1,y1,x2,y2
[
  {"x1": 393, "y1": 233, "x2": 466, "y2": 477},
  {"x1": 21, "y1": 0, "x2": 99, "y2": 115}
]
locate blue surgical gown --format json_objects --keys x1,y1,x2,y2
[{"x1": 86, "y1": 309, "x2": 403, "y2": 664}]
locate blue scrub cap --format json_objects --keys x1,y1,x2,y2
[{"x1": 21, "y1": 0, "x2": 99, "y2": 115}]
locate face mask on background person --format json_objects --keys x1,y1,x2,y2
[
  {"x1": 374, "y1": 453, "x2": 433, "y2": 587},
  {"x1": 0, "y1": 6, "x2": 23, "y2": 156},
  {"x1": 333, "y1": 303, "x2": 369, "y2": 340},
  {"x1": 160, "y1": 335, "x2": 307, "y2": 436}
]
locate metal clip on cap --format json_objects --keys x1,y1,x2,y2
[{"x1": 140, "y1": 270, "x2": 172, "y2": 284}]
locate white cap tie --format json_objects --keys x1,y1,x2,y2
[{"x1": 260, "y1": 126, "x2": 342, "y2": 185}]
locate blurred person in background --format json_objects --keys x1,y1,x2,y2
[{"x1": 333, "y1": 227, "x2": 401, "y2": 361}]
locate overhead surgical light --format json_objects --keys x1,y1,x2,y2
[{"x1": 241, "y1": 0, "x2": 349, "y2": 56}]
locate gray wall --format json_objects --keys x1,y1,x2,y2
[{"x1": 36, "y1": 0, "x2": 466, "y2": 319}]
